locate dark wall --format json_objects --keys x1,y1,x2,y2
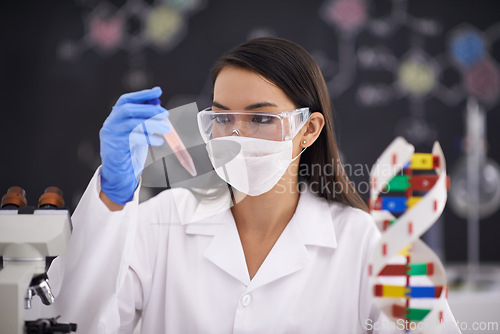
[{"x1": 1, "y1": 0, "x2": 499, "y2": 262}]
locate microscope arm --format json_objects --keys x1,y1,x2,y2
[{"x1": 0, "y1": 244, "x2": 45, "y2": 333}]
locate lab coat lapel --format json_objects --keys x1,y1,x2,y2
[
  {"x1": 294, "y1": 188, "x2": 338, "y2": 249},
  {"x1": 247, "y1": 188, "x2": 337, "y2": 291},
  {"x1": 201, "y1": 211, "x2": 311, "y2": 291},
  {"x1": 202, "y1": 210, "x2": 251, "y2": 286},
  {"x1": 247, "y1": 216, "x2": 309, "y2": 292},
  {"x1": 188, "y1": 187, "x2": 338, "y2": 290}
]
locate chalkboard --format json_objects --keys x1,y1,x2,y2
[{"x1": 1, "y1": 0, "x2": 499, "y2": 262}]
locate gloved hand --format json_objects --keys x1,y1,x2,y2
[{"x1": 99, "y1": 86, "x2": 170, "y2": 205}]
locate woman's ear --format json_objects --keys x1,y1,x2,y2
[{"x1": 300, "y1": 112, "x2": 325, "y2": 148}]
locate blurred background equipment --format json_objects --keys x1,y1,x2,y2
[
  {"x1": 449, "y1": 98, "x2": 500, "y2": 288},
  {"x1": 449, "y1": 99, "x2": 500, "y2": 219},
  {"x1": 0, "y1": 187, "x2": 76, "y2": 334}
]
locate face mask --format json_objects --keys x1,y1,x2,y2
[{"x1": 206, "y1": 136, "x2": 303, "y2": 196}]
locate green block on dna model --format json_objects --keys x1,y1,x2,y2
[
  {"x1": 406, "y1": 308, "x2": 431, "y2": 321},
  {"x1": 407, "y1": 263, "x2": 429, "y2": 275},
  {"x1": 385, "y1": 175, "x2": 411, "y2": 191}
]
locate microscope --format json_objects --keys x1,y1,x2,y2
[{"x1": 0, "y1": 186, "x2": 77, "y2": 333}]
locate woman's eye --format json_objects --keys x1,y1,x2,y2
[
  {"x1": 252, "y1": 115, "x2": 273, "y2": 124},
  {"x1": 213, "y1": 115, "x2": 231, "y2": 123}
]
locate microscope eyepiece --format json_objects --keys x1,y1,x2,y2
[
  {"x1": 38, "y1": 187, "x2": 65, "y2": 208},
  {"x1": 1, "y1": 186, "x2": 27, "y2": 208}
]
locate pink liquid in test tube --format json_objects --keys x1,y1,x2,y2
[{"x1": 163, "y1": 119, "x2": 197, "y2": 177}]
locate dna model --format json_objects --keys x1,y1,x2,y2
[{"x1": 368, "y1": 137, "x2": 449, "y2": 333}]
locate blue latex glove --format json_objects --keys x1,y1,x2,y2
[{"x1": 99, "y1": 87, "x2": 170, "y2": 205}]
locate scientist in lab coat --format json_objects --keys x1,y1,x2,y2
[{"x1": 44, "y1": 37, "x2": 460, "y2": 333}]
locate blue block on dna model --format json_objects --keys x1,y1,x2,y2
[
  {"x1": 380, "y1": 197, "x2": 407, "y2": 213},
  {"x1": 406, "y1": 286, "x2": 437, "y2": 298}
]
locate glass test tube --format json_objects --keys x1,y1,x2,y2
[{"x1": 163, "y1": 119, "x2": 197, "y2": 177}]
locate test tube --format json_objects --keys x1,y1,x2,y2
[{"x1": 163, "y1": 119, "x2": 197, "y2": 177}]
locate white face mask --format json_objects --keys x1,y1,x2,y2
[{"x1": 206, "y1": 136, "x2": 303, "y2": 196}]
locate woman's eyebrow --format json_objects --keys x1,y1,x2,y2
[
  {"x1": 212, "y1": 101, "x2": 229, "y2": 110},
  {"x1": 211, "y1": 101, "x2": 278, "y2": 110},
  {"x1": 244, "y1": 102, "x2": 277, "y2": 110}
]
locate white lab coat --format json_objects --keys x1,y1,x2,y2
[{"x1": 39, "y1": 168, "x2": 460, "y2": 334}]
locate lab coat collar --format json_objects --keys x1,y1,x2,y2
[
  {"x1": 185, "y1": 186, "x2": 338, "y2": 288},
  {"x1": 292, "y1": 185, "x2": 338, "y2": 249}
]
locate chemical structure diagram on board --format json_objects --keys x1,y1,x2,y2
[
  {"x1": 58, "y1": 0, "x2": 500, "y2": 144},
  {"x1": 316, "y1": 0, "x2": 500, "y2": 146},
  {"x1": 62, "y1": 0, "x2": 500, "y2": 208},
  {"x1": 57, "y1": 0, "x2": 206, "y2": 90},
  {"x1": 57, "y1": 0, "x2": 207, "y2": 207}
]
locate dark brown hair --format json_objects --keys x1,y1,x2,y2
[{"x1": 211, "y1": 37, "x2": 368, "y2": 212}]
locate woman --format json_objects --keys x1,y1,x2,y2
[{"x1": 44, "y1": 37, "x2": 457, "y2": 333}]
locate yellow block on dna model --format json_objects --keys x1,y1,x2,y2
[
  {"x1": 398, "y1": 244, "x2": 413, "y2": 256},
  {"x1": 410, "y1": 153, "x2": 434, "y2": 169},
  {"x1": 407, "y1": 197, "x2": 423, "y2": 208},
  {"x1": 382, "y1": 285, "x2": 407, "y2": 298}
]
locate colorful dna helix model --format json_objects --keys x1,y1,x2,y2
[{"x1": 368, "y1": 137, "x2": 449, "y2": 333}]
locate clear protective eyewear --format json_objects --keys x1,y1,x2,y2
[{"x1": 197, "y1": 107, "x2": 311, "y2": 142}]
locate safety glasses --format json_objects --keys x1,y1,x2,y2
[{"x1": 197, "y1": 107, "x2": 311, "y2": 142}]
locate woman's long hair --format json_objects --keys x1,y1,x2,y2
[{"x1": 211, "y1": 37, "x2": 368, "y2": 212}]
